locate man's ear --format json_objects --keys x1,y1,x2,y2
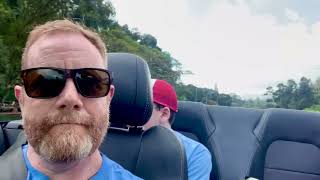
[
  {"x1": 107, "y1": 85, "x2": 115, "y2": 102},
  {"x1": 160, "y1": 107, "x2": 171, "y2": 123},
  {"x1": 14, "y1": 85, "x2": 24, "y2": 107}
]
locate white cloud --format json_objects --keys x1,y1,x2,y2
[
  {"x1": 285, "y1": 8, "x2": 304, "y2": 22},
  {"x1": 111, "y1": 0, "x2": 320, "y2": 97}
]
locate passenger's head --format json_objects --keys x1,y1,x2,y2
[
  {"x1": 143, "y1": 79, "x2": 178, "y2": 130},
  {"x1": 14, "y1": 19, "x2": 114, "y2": 163}
]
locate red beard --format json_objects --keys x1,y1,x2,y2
[{"x1": 23, "y1": 110, "x2": 109, "y2": 163}]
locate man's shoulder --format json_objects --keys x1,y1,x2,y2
[
  {"x1": 100, "y1": 153, "x2": 143, "y2": 180},
  {"x1": 174, "y1": 131, "x2": 212, "y2": 165},
  {"x1": 174, "y1": 131, "x2": 212, "y2": 179},
  {"x1": 101, "y1": 154, "x2": 129, "y2": 173}
]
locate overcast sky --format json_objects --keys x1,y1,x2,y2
[{"x1": 111, "y1": 0, "x2": 320, "y2": 98}]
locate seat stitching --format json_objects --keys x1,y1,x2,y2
[
  {"x1": 204, "y1": 104, "x2": 216, "y2": 134},
  {"x1": 264, "y1": 167, "x2": 320, "y2": 176},
  {"x1": 133, "y1": 133, "x2": 143, "y2": 174},
  {"x1": 244, "y1": 140, "x2": 261, "y2": 177},
  {"x1": 208, "y1": 134, "x2": 221, "y2": 180},
  {"x1": 254, "y1": 110, "x2": 271, "y2": 143},
  {"x1": 175, "y1": 133, "x2": 186, "y2": 180},
  {"x1": 142, "y1": 63, "x2": 150, "y2": 121}
]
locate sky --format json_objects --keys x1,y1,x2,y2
[{"x1": 110, "y1": 0, "x2": 320, "y2": 98}]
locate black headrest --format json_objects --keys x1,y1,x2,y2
[
  {"x1": 135, "y1": 126, "x2": 188, "y2": 180},
  {"x1": 172, "y1": 101, "x2": 215, "y2": 143},
  {"x1": 174, "y1": 101, "x2": 264, "y2": 180},
  {"x1": 108, "y1": 53, "x2": 153, "y2": 126},
  {"x1": 100, "y1": 126, "x2": 188, "y2": 180},
  {"x1": 254, "y1": 108, "x2": 320, "y2": 147}
]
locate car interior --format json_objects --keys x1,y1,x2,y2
[{"x1": 1, "y1": 53, "x2": 320, "y2": 180}]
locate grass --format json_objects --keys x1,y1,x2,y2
[
  {"x1": 304, "y1": 104, "x2": 320, "y2": 112},
  {"x1": 0, "y1": 114, "x2": 21, "y2": 121}
]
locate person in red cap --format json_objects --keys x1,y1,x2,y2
[
  {"x1": 144, "y1": 79, "x2": 212, "y2": 180},
  {"x1": 143, "y1": 79, "x2": 178, "y2": 130}
]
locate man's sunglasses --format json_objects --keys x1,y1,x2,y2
[{"x1": 21, "y1": 67, "x2": 112, "y2": 99}]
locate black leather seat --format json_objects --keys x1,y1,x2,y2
[
  {"x1": 173, "y1": 101, "x2": 264, "y2": 180},
  {"x1": 0, "y1": 127, "x2": 6, "y2": 155},
  {"x1": 248, "y1": 108, "x2": 320, "y2": 180},
  {"x1": 0, "y1": 120, "x2": 23, "y2": 156},
  {"x1": 172, "y1": 102, "x2": 215, "y2": 179},
  {"x1": 100, "y1": 53, "x2": 188, "y2": 180}
]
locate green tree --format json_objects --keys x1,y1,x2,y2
[
  {"x1": 296, "y1": 77, "x2": 314, "y2": 109},
  {"x1": 265, "y1": 77, "x2": 315, "y2": 110},
  {"x1": 230, "y1": 94, "x2": 245, "y2": 107},
  {"x1": 0, "y1": 38, "x2": 12, "y2": 102},
  {"x1": 101, "y1": 26, "x2": 183, "y2": 85},
  {"x1": 312, "y1": 77, "x2": 320, "y2": 104},
  {"x1": 69, "y1": 0, "x2": 115, "y2": 29},
  {"x1": 0, "y1": 0, "x2": 72, "y2": 102},
  {"x1": 218, "y1": 94, "x2": 232, "y2": 106},
  {"x1": 140, "y1": 34, "x2": 157, "y2": 48},
  {"x1": 286, "y1": 79, "x2": 298, "y2": 108},
  {"x1": 268, "y1": 80, "x2": 297, "y2": 108}
]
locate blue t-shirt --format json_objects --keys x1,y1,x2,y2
[
  {"x1": 22, "y1": 145, "x2": 143, "y2": 180},
  {"x1": 175, "y1": 131, "x2": 212, "y2": 180}
]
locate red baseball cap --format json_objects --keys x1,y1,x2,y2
[{"x1": 152, "y1": 79, "x2": 178, "y2": 112}]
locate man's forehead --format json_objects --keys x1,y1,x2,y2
[
  {"x1": 28, "y1": 32, "x2": 97, "y2": 56},
  {"x1": 24, "y1": 31, "x2": 105, "y2": 69}
]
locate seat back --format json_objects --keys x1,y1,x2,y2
[
  {"x1": 248, "y1": 108, "x2": 320, "y2": 180},
  {"x1": 172, "y1": 102, "x2": 215, "y2": 178},
  {"x1": 100, "y1": 53, "x2": 187, "y2": 180},
  {"x1": 136, "y1": 126, "x2": 187, "y2": 180},
  {"x1": 0, "y1": 120, "x2": 23, "y2": 155},
  {"x1": 173, "y1": 101, "x2": 264, "y2": 180},
  {"x1": 2, "y1": 120, "x2": 23, "y2": 147},
  {"x1": 0, "y1": 127, "x2": 7, "y2": 155}
]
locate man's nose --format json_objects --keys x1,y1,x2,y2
[{"x1": 55, "y1": 79, "x2": 83, "y2": 111}]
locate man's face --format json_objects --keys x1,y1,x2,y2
[
  {"x1": 143, "y1": 103, "x2": 171, "y2": 130},
  {"x1": 15, "y1": 31, "x2": 114, "y2": 163}
]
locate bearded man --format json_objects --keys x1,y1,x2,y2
[{"x1": 2, "y1": 19, "x2": 142, "y2": 180}]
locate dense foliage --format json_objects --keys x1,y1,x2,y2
[
  {"x1": 265, "y1": 77, "x2": 320, "y2": 110},
  {"x1": 0, "y1": 0, "x2": 180, "y2": 101}
]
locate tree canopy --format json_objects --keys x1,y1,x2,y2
[
  {"x1": 265, "y1": 77, "x2": 316, "y2": 110},
  {"x1": 0, "y1": 0, "x2": 184, "y2": 103}
]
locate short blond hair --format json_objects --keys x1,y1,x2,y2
[{"x1": 22, "y1": 19, "x2": 106, "y2": 69}]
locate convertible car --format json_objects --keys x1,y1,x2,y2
[{"x1": 1, "y1": 53, "x2": 320, "y2": 180}]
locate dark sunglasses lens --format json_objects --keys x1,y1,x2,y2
[
  {"x1": 75, "y1": 69, "x2": 110, "y2": 97},
  {"x1": 22, "y1": 69, "x2": 65, "y2": 98}
]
